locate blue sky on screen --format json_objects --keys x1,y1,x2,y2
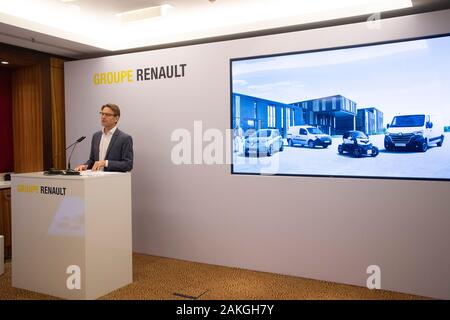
[{"x1": 232, "y1": 36, "x2": 450, "y2": 125}]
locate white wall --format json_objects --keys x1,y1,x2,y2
[{"x1": 65, "y1": 10, "x2": 450, "y2": 299}]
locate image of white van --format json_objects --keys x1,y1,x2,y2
[
  {"x1": 384, "y1": 114, "x2": 444, "y2": 152},
  {"x1": 287, "y1": 125, "x2": 332, "y2": 148}
]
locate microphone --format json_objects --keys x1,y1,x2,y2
[
  {"x1": 65, "y1": 136, "x2": 86, "y2": 175},
  {"x1": 66, "y1": 136, "x2": 86, "y2": 150}
]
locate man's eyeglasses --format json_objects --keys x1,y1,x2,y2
[{"x1": 99, "y1": 112, "x2": 116, "y2": 117}]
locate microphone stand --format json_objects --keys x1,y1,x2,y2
[
  {"x1": 65, "y1": 141, "x2": 81, "y2": 175},
  {"x1": 43, "y1": 136, "x2": 85, "y2": 176}
]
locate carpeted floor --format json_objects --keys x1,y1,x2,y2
[{"x1": 0, "y1": 253, "x2": 428, "y2": 300}]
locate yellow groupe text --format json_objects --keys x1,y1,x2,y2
[
  {"x1": 93, "y1": 70, "x2": 134, "y2": 85},
  {"x1": 17, "y1": 185, "x2": 39, "y2": 193}
]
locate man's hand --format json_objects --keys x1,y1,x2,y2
[
  {"x1": 92, "y1": 160, "x2": 107, "y2": 171},
  {"x1": 75, "y1": 164, "x2": 88, "y2": 172}
]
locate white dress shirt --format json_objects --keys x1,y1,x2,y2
[{"x1": 99, "y1": 126, "x2": 117, "y2": 168}]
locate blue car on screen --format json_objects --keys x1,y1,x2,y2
[{"x1": 244, "y1": 129, "x2": 284, "y2": 157}]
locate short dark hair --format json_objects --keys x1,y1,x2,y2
[{"x1": 102, "y1": 103, "x2": 120, "y2": 117}]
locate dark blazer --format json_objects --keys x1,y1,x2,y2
[{"x1": 85, "y1": 128, "x2": 134, "y2": 172}]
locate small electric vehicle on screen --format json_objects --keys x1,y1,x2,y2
[{"x1": 338, "y1": 130, "x2": 379, "y2": 157}]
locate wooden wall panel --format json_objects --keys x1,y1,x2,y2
[
  {"x1": 5, "y1": 42, "x2": 69, "y2": 173},
  {"x1": 50, "y1": 58, "x2": 66, "y2": 169},
  {"x1": 42, "y1": 60, "x2": 52, "y2": 170},
  {"x1": 0, "y1": 68, "x2": 13, "y2": 173},
  {"x1": 0, "y1": 188, "x2": 12, "y2": 259},
  {"x1": 12, "y1": 65, "x2": 44, "y2": 173}
]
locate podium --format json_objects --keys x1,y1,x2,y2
[{"x1": 11, "y1": 171, "x2": 132, "y2": 300}]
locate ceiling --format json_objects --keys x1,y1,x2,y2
[{"x1": 0, "y1": 0, "x2": 449, "y2": 59}]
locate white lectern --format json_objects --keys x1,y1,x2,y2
[{"x1": 11, "y1": 171, "x2": 132, "y2": 300}]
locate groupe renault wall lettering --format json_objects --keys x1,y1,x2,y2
[
  {"x1": 231, "y1": 34, "x2": 450, "y2": 180},
  {"x1": 92, "y1": 64, "x2": 187, "y2": 85}
]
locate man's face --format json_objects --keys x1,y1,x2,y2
[{"x1": 100, "y1": 106, "x2": 118, "y2": 129}]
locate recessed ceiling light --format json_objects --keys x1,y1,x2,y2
[
  {"x1": 117, "y1": 5, "x2": 174, "y2": 23},
  {"x1": 1, "y1": 61, "x2": 9, "y2": 65}
]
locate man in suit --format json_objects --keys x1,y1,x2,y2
[{"x1": 75, "y1": 103, "x2": 133, "y2": 172}]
